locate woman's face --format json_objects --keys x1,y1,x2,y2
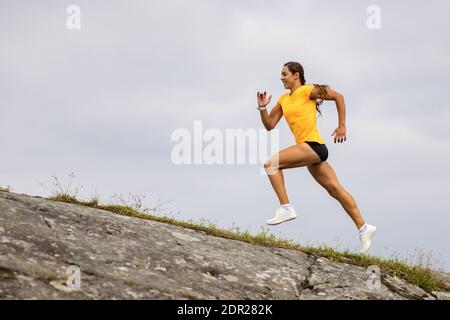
[{"x1": 281, "y1": 66, "x2": 299, "y2": 89}]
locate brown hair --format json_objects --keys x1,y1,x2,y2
[{"x1": 283, "y1": 61, "x2": 329, "y2": 118}]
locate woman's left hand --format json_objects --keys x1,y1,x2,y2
[{"x1": 331, "y1": 125, "x2": 347, "y2": 143}]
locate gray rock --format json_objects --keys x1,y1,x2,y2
[
  {"x1": 431, "y1": 290, "x2": 450, "y2": 300},
  {"x1": 0, "y1": 191, "x2": 448, "y2": 300}
]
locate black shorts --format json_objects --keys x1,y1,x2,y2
[{"x1": 305, "y1": 141, "x2": 328, "y2": 162}]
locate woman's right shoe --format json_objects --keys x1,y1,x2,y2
[{"x1": 266, "y1": 207, "x2": 297, "y2": 225}]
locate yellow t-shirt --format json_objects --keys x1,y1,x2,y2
[{"x1": 277, "y1": 84, "x2": 325, "y2": 145}]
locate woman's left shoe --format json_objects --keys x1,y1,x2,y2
[
  {"x1": 359, "y1": 224, "x2": 377, "y2": 253},
  {"x1": 266, "y1": 207, "x2": 297, "y2": 225}
]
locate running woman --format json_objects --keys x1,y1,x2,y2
[{"x1": 257, "y1": 61, "x2": 376, "y2": 253}]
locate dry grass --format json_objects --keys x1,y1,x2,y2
[
  {"x1": 0, "y1": 185, "x2": 13, "y2": 192},
  {"x1": 25, "y1": 173, "x2": 449, "y2": 294}
]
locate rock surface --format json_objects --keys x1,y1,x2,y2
[{"x1": 0, "y1": 191, "x2": 448, "y2": 300}]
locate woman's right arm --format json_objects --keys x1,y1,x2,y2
[
  {"x1": 259, "y1": 103, "x2": 283, "y2": 131},
  {"x1": 257, "y1": 91, "x2": 283, "y2": 131}
]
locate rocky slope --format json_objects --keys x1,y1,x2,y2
[{"x1": 0, "y1": 191, "x2": 449, "y2": 300}]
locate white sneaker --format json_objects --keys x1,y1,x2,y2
[
  {"x1": 360, "y1": 224, "x2": 377, "y2": 253},
  {"x1": 266, "y1": 207, "x2": 297, "y2": 225}
]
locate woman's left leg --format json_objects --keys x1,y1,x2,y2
[{"x1": 307, "y1": 161, "x2": 365, "y2": 229}]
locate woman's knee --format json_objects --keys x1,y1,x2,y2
[
  {"x1": 326, "y1": 184, "x2": 342, "y2": 198},
  {"x1": 264, "y1": 156, "x2": 280, "y2": 170}
]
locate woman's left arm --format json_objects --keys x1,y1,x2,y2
[{"x1": 310, "y1": 85, "x2": 347, "y2": 143}]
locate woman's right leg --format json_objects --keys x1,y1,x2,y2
[
  {"x1": 265, "y1": 168, "x2": 289, "y2": 205},
  {"x1": 264, "y1": 143, "x2": 321, "y2": 205}
]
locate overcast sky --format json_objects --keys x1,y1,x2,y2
[{"x1": 1, "y1": 0, "x2": 449, "y2": 271}]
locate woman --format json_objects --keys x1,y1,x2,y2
[{"x1": 256, "y1": 61, "x2": 376, "y2": 253}]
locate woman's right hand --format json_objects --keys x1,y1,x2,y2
[{"x1": 257, "y1": 91, "x2": 272, "y2": 108}]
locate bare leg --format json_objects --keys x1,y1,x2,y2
[
  {"x1": 334, "y1": 186, "x2": 365, "y2": 229},
  {"x1": 265, "y1": 167, "x2": 289, "y2": 205},
  {"x1": 307, "y1": 161, "x2": 365, "y2": 229},
  {"x1": 264, "y1": 143, "x2": 322, "y2": 206}
]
